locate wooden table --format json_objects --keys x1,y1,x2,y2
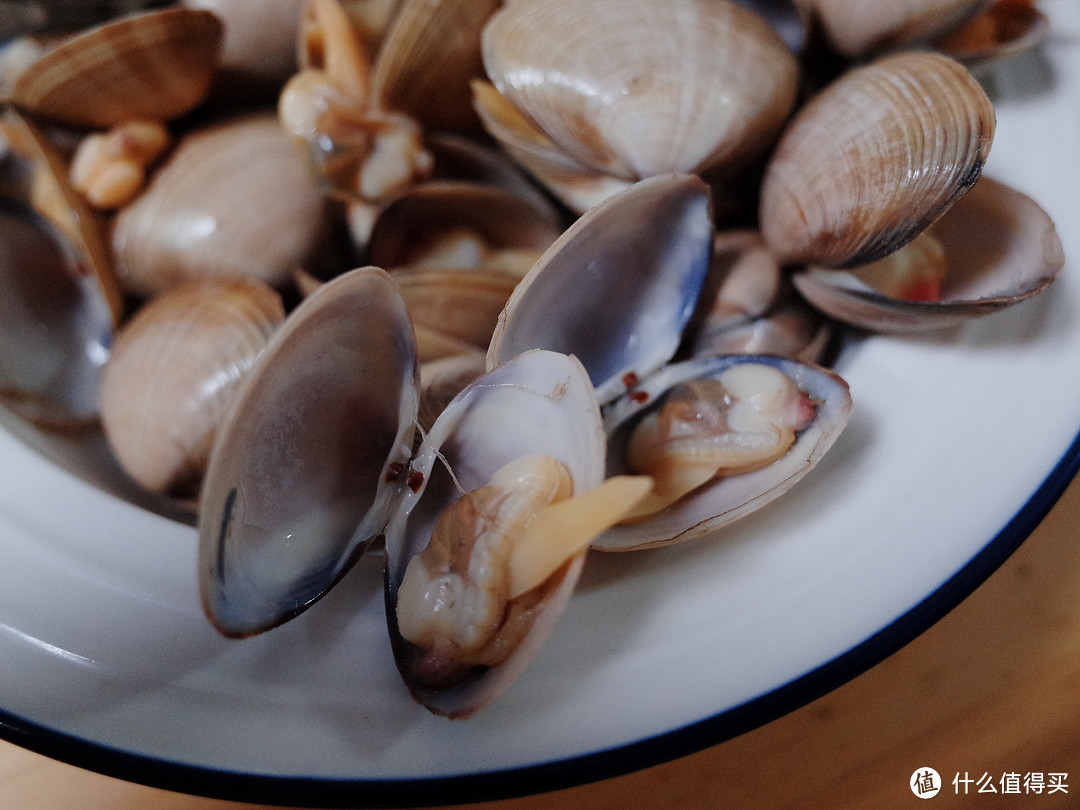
[{"x1": 2, "y1": 468, "x2": 1080, "y2": 809}]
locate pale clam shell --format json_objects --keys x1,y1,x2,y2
[
  {"x1": 488, "y1": 174, "x2": 714, "y2": 404},
  {"x1": 384, "y1": 349, "x2": 606, "y2": 717},
  {"x1": 799, "y1": 0, "x2": 989, "y2": 58},
  {"x1": 182, "y1": 0, "x2": 306, "y2": 89},
  {"x1": 392, "y1": 267, "x2": 520, "y2": 359},
  {"x1": 0, "y1": 201, "x2": 111, "y2": 428},
  {"x1": 100, "y1": 279, "x2": 285, "y2": 498},
  {"x1": 790, "y1": 176, "x2": 1064, "y2": 332},
  {"x1": 596, "y1": 354, "x2": 852, "y2": 551},
  {"x1": 198, "y1": 267, "x2": 419, "y2": 638},
  {"x1": 371, "y1": 0, "x2": 500, "y2": 132},
  {"x1": 480, "y1": 0, "x2": 799, "y2": 181},
  {"x1": 365, "y1": 181, "x2": 563, "y2": 271},
  {"x1": 111, "y1": 113, "x2": 332, "y2": 298},
  {"x1": 759, "y1": 50, "x2": 996, "y2": 269},
  {"x1": 9, "y1": 8, "x2": 223, "y2": 129}
]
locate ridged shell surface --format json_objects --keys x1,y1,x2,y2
[
  {"x1": 100, "y1": 279, "x2": 284, "y2": 497},
  {"x1": 759, "y1": 51, "x2": 995, "y2": 268},
  {"x1": 11, "y1": 8, "x2": 223, "y2": 129},
  {"x1": 111, "y1": 113, "x2": 330, "y2": 297},
  {"x1": 481, "y1": 0, "x2": 799, "y2": 180}
]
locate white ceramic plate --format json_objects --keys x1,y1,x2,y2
[{"x1": 2, "y1": 5, "x2": 1079, "y2": 805}]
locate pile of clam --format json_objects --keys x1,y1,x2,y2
[{"x1": 0, "y1": 0, "x2": 1064, "y2": 717}]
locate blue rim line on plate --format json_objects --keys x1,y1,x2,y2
[{"x1": 0, "y1": 427, "x2": 1078, "y2": 808}]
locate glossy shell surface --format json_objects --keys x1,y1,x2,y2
[
  {"x1": 198, "y1": 267, "x2": 419, "y2": 638},
  {"x1": 489, "y1": 174, "x2": 714, "y2": 403}
]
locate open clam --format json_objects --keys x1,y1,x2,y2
[
  {"x1": 759, "y1": 50, "x2": 996, "y2": 269},
  {"x1": 489, "y1": 174, "x2": 853, "y2": 549},
  {"x1": 0, "y1": 200, "x2": 112, "y2": 428},
  {"x1": 198, "y1": 267, "x2": 646, "y2": 716},
  {"x1": 790, "y1": 176, "x2": 1064, "y2": 332}
]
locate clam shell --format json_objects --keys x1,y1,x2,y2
[
  {"x1": 384, "y1": 349, "x2": 606, "y2": 717},
  {"x1": 799, "y1": 0, "x2": 988, "y2": 58},
  {"x1": 488, "y1": 174, "x2": 714, "y2": 403},
  {"x1": 365, "y1": 181, "x2": 563, "y2": 271},
  {"x1": 9, "y1": 8, "x2": 223, "y2": 129},
  {"x1": 371, "y1": 0, "x2": 500, "y2": 132},
  {"x1": 182, "y1": 0, "x2": 306, "y2": 89},
  {"x1": 198, "y1": 267, "x2": 419, "y2": 638},
  {"x1": 596, "y1": 354, "x2": 853, "y2": 550},
  {"x1": 470, "y1": 79, "x2": 634, "y2": 214},
  {"x1": 790, "y1": 176, "x2": 1064, "y2": 332},
  {"x1": 100, "y1": 279, "x2": 284, "y2": 498},
  {"x1": 7, "y1": 110, "x2": 126, "y2": 325},
  {"x1": 0, "y1": 201, "x2": 112, "y2": 428},
  {"x1": 111, "y1": 113, "x2": 332, "y2": 298},
  {"x1": 481, "y1": 0, "x2": 799, "y2": 181},
  {"x1": 759, "y1": 50, "x2": 996, "y2": 268},
  {"x1": 393, "y1": 267, "x2": 520, "y2": 357}
]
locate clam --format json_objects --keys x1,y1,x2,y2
[
  {"x1": 7, "y1": 8, "x2": 224, "y2": 129},
  {"x1": 278, "y1": 0, "x2": 498, "y2": 207},
  {"x1": 489, "y1": 174, "x2": 853, "y2": 549},
  {"x1": 365, "y1": 180, "x2": 564, "y2": 275},
  {"x1": 384, "y1": 350, "x2": 649, "y2": 716},
  {"x1": 100, "y1": 279, "x2": 285, "y2": 498},
  {"x1": 111, "y1": 112, "x2": 332, "y2": 298},
  {"x1": 688, "y1": 231, "x2": 832, "y2": 363},
  {"x1": 759, "y1": 50, "x2": 996, "y2": 269},
  {"x1": 934, "y1": 0, "x2": 1051, "y2": 67},
  {"x1": 596, "y1": 354, "x2": 850, "y2": 550},
  {"x1": 198, "y1": 267, "x2": 646, "y2": 716},
  {"x1": 796, "y1": 0, "x2": 989, "y2": 59},
  {"x1": 790, "y1": 176, "x2": 1064, "y2": 332},
  {"x1": 4, "y1": 109, "x2": 126, "y2": 325},
  {"x1": 181, "y1": 0, "x2": 308, "y2": 91},
  {"x1": 0, "y1": 200, "x2": 111, "y2": 428},
  {"x1": 475, "y1": 0, "x2": 800, "y2": 212}
]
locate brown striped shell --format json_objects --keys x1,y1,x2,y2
[
  {"x1": 759, "y1": 50, "x2": 996, "y2": 269},
  {"x1": 9, "y1": 8, "x2": 223, "y2": 129}
]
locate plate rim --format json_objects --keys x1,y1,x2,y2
[{"x1": 1, "y1": 430, "x2": 1077, "y2": 807}]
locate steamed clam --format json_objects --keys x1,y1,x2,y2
[
  {"x1": 198, "y1": 267, "x2": 648, "y2": 716},
  {"x1": 111, "y1": 112, "x2": 333, "y2": 297},
  {"x1": 100, "y1": 278, "x2": 285, "y2": 497},
  {"x1": 473, "y1": 0, "x2": 800, "y2": 212},
  {"x1": 759, "y1": 50, "x2": 996, "y2": 269},
  {"x1": 6, "y1": 7, "x2": 223, "y2": 129},
  {"x1": 489, "y1": 174, "x2": 853, "y2": 550},
  {"x1": 277, "y1": 0, "x2": 498, "y2": 210},
  {"x1": 790, "y1": 175, "x2": 1064, "y2": 332}
]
